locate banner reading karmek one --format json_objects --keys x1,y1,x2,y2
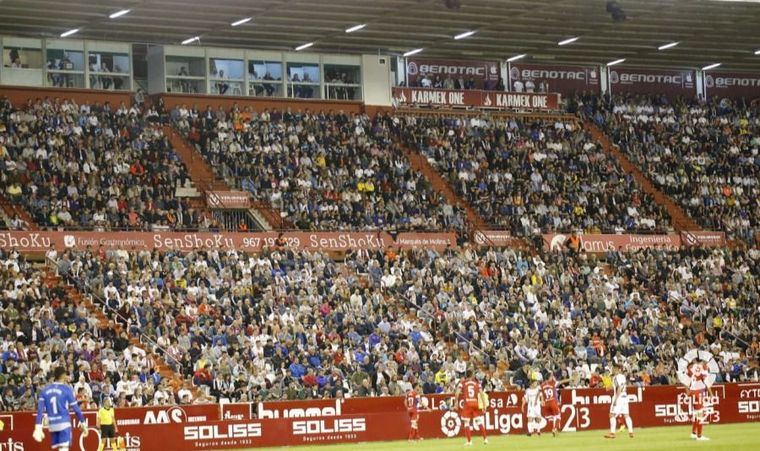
[
  {"x1": 0, "y1": 231, "x2": 457, "y2": 253},
  {"x1": 3, "y1": 384, "x2": 760, "y2": 450},
  {"x1": 206, "y1": 191, "x2": 251, "y2": 209},
  {"x1": 543, "y1": 233, "x2": 682, "y2": 253},
  {"x1": 705, "y1": 71, "x2": 760, "y2": 99},
  {"x1": 392, "y1": 87, "x2": 561, "y2": 111},
  {"x1": 406, "y1": 58, "x2": 500, "y2": 90},
  {"x1": 609, "y1": 67, "x2": 696, "y2": 96},
  {"x1": 508, "y1": 63, "x2": 601, "y2": 95}
]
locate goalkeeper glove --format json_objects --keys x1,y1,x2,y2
[
  {"x1": 32, "y1": 424, "x2": 45, "y2": 442},
  {"x1": 79, "y1": 422, "x2": 89, "y2": 437}
]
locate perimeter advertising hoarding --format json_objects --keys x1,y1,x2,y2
[
  {"x1": 392, "y1": 87, "x2": 561, "y2": 111},
  {"x1": 1, "y1": 384, "x2": 757, "y2": 450},
  {"x1": 508, "y1": 63, "x2": 601, "y2": 95},
  {"x1": 542, "y1": 233, "x2": 682, "y2": 253},
  {"x1": 406, "y1": 58, "x2": 500, "y2": 89},
  {"x1": 609, "y1": 67, "x2": 696, "y2": 96},
  {"x1": 0, "y1": 231, "x2": 457, "y2": 253},
  {"x1": 704, "y1": 72, "x2": 760, "y2": 100}
]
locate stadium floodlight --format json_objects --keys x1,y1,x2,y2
[
  {"x1": 558, "y1": 37, "x2": 579, "y2": 46},
  {"x1": 702, "y1": 63, "x2": 721, "y2": 70},
  {"x1": 60, "y1": 28, "x2": 79, "y2": 37},
  {"x1": 454, "y1": 30, "x2": 476, "y2": 40},
  {"x1": 109, "y1": 9, "x2": 131, "y2": 19},
  {"x1": 755, "y1": 49, "x2": 760, "y2": 55},
  {"x1": 345, "y1": 24, "x2": 366, "y2": 33},
  {"x1": 403, "y1": 48, "x2": 423, "y2": 57},
  {"x1": 295, "y1": 42, "x2": 314, "y2": 51},
  {"x1": 231, "y1": 17, "x2": 252, "y2": 26},
  {"x1": 181, "y1": 36, "x2": 200, "y2": 45},
  {"x1": 607, "y1": 58, "x2": 625, "y2": 66},
  {"x1": 507, "y1": 54, "x2": 526, "y2": 62},
  {"x1": 658, "y1": 41, "x2": 679, "y2": 50}
]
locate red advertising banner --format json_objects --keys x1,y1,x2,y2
[
  {"x1": 705, "y1": 72, "x2": 760, "y2": 100},
  {"x1": 609, "y1": 67, "x2": 696, "y2": 96},
  {"x1": 2, "y1": 383, "x2": 759, "y2": 450},
  {"x1": 406, "y1": 58, "x2": 500, "y2": 90},
  {"x1": 680, "y1": 231, "x2": 726, "y2": 248},
  {"x1": 543, "y1": 233, "x2": 682, "y2": 253},
  {"x1": 0, "y1": 230, "x2": 459, "y2": 253},
  {"x1": 392, "y1": 87, "x2": 561, "y2": 111},
  {"x1": 473, "y1": 230, "x2": 520, "y2": 247},
  {"x1": 206, "y1": 191, "x2": 251, "y2": 209},
  {"x1": 508, "y1": 63, "x2": 601, "y2": 95}
]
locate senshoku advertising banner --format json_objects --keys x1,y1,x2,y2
[{"x1": 2, "y1": 383, "x2": 759, "y2": 450}]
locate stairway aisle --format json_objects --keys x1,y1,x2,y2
[
  {"x1": 584, "y1": 120, "x2": 701, "y2": 232},
  {"x1": 164, "y1": 125, "x2": 286, "y2": 230}
]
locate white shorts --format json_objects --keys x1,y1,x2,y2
[
  {"x1": 528, "y1": 405, "x2": 542, "y2": 419},
  {"x1": 611, "y1": 396, "x2": 629, "y2": 416}
]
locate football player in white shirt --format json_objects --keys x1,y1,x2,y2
[
  {"x1": 522, "y1": 378, "x2": 544, "y2": 436},
  {"x1": 605, "y1": 362, "x2": 633, "y2": 439}
]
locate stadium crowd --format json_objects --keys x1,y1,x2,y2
[
  {"x1": 398, "y1": 114, "x2": 671, "y2": 235},
  {"x1": 172, "y1": 104, "x2": 468, "y2": 232},
  {"x1": 0, "y1": 96, "x2": 216, "y2": 231},
  {"x1": 582, "y1": 94, "x2": 759, "y2": 244},
  {"x1": 2, "y1": 242, "x2": 753, "y2": 409}
]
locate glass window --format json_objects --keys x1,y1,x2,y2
[
  {"x1": 324, "y1": 64, "x2": 361, "y2": 100},
  {"x1": 3, "y1": 47, "x2": 43, "y2": 69},
  {"x1": 248, "y1": 60, "x2": 283, "y2": 97},
  {"x1": 166, "y1": 78, "x2": 205, "y2": 94},
  {"x1": 88, "y1": 52, "x2": 130, "y2": 90},
  {"x1": 209, "y1": 58, "x2": 244, "y2": 80},
  {"x1": 287, "y1": 62, "x2": 320, "y2": 99},
  {"x1": 46, "y1": 49, "x2": 85, "y2": 88},
  {"x1": 166, "y1": 55, "x2": 205, "y2": 77}
]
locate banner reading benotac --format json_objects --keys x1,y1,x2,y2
[
  {"x1": 406, "y1": 58, "x2": 500, "y2": 90},
  {"x1": 508, "y1": 63, "x2": 601, "y2": 95}
]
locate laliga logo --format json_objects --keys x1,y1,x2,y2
[
  {"x1": 677, "y1": 349, "x2": 719, "y2": 387},
  {"x1": 440, "y1": 411, "x2": 462, "y2": 437},
  {"x1": 549, "y1": 234, "x2": 567, "y2": 251}
]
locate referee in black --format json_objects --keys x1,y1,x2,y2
[{"x1": 96, "y1": 396, "x2": 120, "y2": 451}]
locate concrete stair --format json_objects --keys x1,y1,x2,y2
[
  {"x1": 585, "y1": 120, "x2": 701, "y2": 232},
  {"x1": 43, "y1": 270, "x2": 197, "y2": 397},
  {"x1": 164, "y1": 125, "x2": 288, "y2": 230},
  {"x1": 0, "y1": 194, "x2": 38, "y2": 230},
  {"x1": 397, "y1": 140, "x2": 533, "y2": 250}
]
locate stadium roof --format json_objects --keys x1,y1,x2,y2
[{"x1": 1, "y1": 0, "x2": 759, "y2": 71}]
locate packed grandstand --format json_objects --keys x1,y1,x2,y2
[
  {"x1": 1, "y1": 92, "x2": 758, "y2": 414},
  {"x1": 0, "y1": 2, "x2": 759, "y2": 447}
]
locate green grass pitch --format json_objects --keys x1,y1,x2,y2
[{"x1": 240, "y1": 423, "x2": 760, "y2": 451}]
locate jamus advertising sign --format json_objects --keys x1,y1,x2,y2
[
  {"x1": 609, "y1": 67, "x2": 696, "y2": 96},
  {"x1": 1, "y1": 384, "x2": 758, "y2": 449}
]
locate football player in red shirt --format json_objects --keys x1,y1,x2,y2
[
  {"x1": 405, "y1": 384, "x2": 422, "y2": 441},
  {"x1": 455, "y1": 370, "x2": 488, "y2": 446},
  {"x1": 541, "y1": 372, "x2": 570, "y2": 436},
  {"x1": 687, "y1": 360, "x2": 713, "y2": 441}
]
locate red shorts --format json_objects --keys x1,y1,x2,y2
[
  {"x1": 461, "y1": 403, "x2": 481, "y2": 419},
  {"x1": 543, "y1": 401, "x2": 560, "y2": 417},
  {"x1": 408, "y1": 409, "x2": 419, "y2": 421}
]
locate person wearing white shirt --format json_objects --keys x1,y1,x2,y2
[{"x1": 606, "y1": 362, "x2": 633, "y2": 438}]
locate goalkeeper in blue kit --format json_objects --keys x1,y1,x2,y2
[{"x1": 34, "y1": 367, "x2": 88, "y2": 450}]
